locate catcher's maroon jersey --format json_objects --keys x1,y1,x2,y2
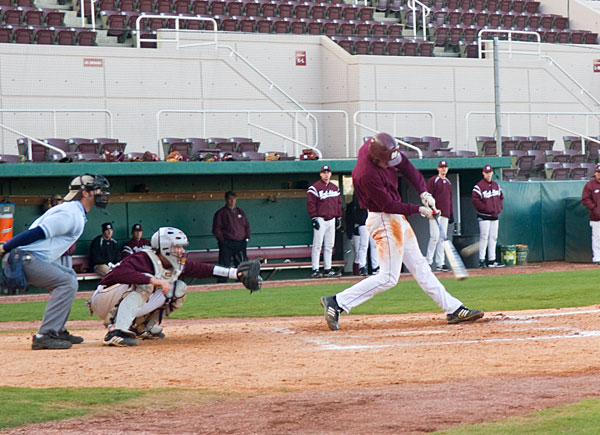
[{"x1": 352, "y1": 141, "x2": 427, "y2": 216}]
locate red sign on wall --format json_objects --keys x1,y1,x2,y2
[
  {"x1": 594, "y1": 59, "x2": 600, "y2": 72},
  {"x1": 295, "y1": 51, "x2": 306, "y2": 66},
  {"x1": 83, "y1": 58, "x2": 103, "y2": 67}
]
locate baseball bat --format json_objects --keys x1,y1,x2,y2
[{"x1": 434, "y1": 214, "x2": 469, "y2": 281}]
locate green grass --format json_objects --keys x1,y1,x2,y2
[
  {"x1": 0, "y1": 387, "x2": 145, "y2": 429},
  {"x1": 0, "y1": 269, "x2": 598, "y2": 322},
  {"x1": 435, "y1": 399, "x2": 600, "y2": 434}
]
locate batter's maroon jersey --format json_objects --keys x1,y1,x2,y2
[
  {"x1": 582, "y1": 177, "x2": 600, "y2": 221},
  {"x1": 100, "y1": 251, "x2": 215, "y2": 286},
  {"x1": 427, "y1": 175, "x2": 453, "y2": 218},
  {"x1": 121, "y1": 237, "x2": 151, "y2": 260},
  {"x1": 306, "y1": 179, "x2": 343, "y2": 220},
  {"x1": 472, "y1": 178, "x2": 503, "y2": 219},
  {"x1": 352, "y1": 140, "x2": 427, "y2": 216}
]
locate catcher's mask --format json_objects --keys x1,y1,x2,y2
[
  {"x1": 64, "y1": 174, "x2": 111, "y2": 208},
  {"x1": 151, "y1": 227, "x2": 189, "y2": 272},
  {"x1": 368, "y1": 133, "x2": 402, "y2": 168}
]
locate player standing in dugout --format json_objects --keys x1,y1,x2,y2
[{"x1": 319, "y1": 133, "x2": 484, "y2": 330}]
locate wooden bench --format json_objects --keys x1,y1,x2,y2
[
  {"x1": 186, "y1": 245, "x2": 346, "y2": 280},
  {"x1": 72, "y1": 246, "x2": 346, "y2": 282}
]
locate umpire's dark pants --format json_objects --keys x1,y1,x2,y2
[{"x1": 217, "y1": 239, "x2": 248, "y2": 283}]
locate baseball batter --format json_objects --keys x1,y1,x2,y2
[
  {"x1": 320, "y1": 133, "x2": 484, "y2": 330},
  {"x1": 91, "y1": 227, "x2": 261, "y2": 346}
]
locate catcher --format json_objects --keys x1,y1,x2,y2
[{"x1": 90, "y1": 226, "x2": 261, "y2": 347}]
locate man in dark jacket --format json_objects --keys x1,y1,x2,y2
[
  {"x1": 471, "y1": 165, "x2": 505, "y2": 268},
  {"x1": 89, "y1": 222, "x2": 120, "y2": 276},
  {"x1": 581, "y1": 163, "x2": 600, "y2": 265}
]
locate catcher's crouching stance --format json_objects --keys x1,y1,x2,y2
[{"x1": 90, "y1": 227, "x2": 262, "y2": 346}]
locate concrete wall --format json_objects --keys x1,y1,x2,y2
[{"x1": 0, "y1": 32, "x2": 599, "y2": 158}]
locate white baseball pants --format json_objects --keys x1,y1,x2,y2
[
  {"x1": 591, "y1": 221, "x2": 600, "y2": 262},
  {"x1": 335, "y1": 212, "x2": 463, "y2": 315},
  {"x1": 352, "y1": 225, "x2": 379, "y2": 269},
  {"x1": 311, "y1": 217, "x2": 335, "y2": 270},
  {"x1": 426, "y1": 216, "x2": 448, "y2": 267},
  {"x1": 478, "y1": 219, "x2": 499, "y2": 262}
]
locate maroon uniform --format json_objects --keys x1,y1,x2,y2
[
  {"x1": 306, "y1": 179, "x2": 342, "y2": 220},
  {"x1": 582, "y1": 177, "x2": 600, "y2": 221},
  {"x1": 427, "y1": 175, "x2": 453, "y2": 218},
  {"x1": 352, "y1": 143, "x2": 426, "y2": 215},
  {"x1": 100, "y1": 250, "x2": 215, "y2": 287},
  {"x1": 472, "y1": 178, "x2": 503, "y2": 219},
  {"x1": 121, "y1": 237, "x2": 151, "y2": 260}
]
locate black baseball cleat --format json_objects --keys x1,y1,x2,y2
[
  {"x1": 488, "y1": 261, "x2": 505, "y2": 268},
  {"x1": 57, "y1": 329, "x2": 84, "y2": 344},
  {"x1": 359, "y1": 266, "x2": 368, "y2": 276},
  {"x1": 311, "y1": 269, "x2": 323, "y2": 278},
  {"x1": 447, "y1": 306, "x2": 484, "y2": 324},
  {"x1": 320, "y1": 296, "x2": 341, "y2": 331},
  {"x1": 478, "y1": 260, "x2": 488, "y2": 268},
  {"x1": 32, "y1": 332, "x2": 72, "y2": 350},
  {"x1": 323, "y1": 269, "x2": 340, "y2": 277},
  {"x1": 103, "y1": 330, "x2": 139, "y2": 347},
  {"x1": 435, "y1": 265, "x2": 450, "y2": 272}
]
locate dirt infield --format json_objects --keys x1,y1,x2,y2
[{"x1": 2, "y1": 263, "x2": 600, "y2": 434}]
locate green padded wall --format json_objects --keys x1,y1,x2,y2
[{"x1": 565, "y1": 197, "x2": 593, "y2": 263}]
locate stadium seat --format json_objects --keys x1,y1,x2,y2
[
  {"x1": 481, "y1": 140, "x2": 498, "y2": 156},
  {"x1": 33, "y1": 27, "x2": 54, "y2": 44},
  {"x1": 56, "y1": 27, "x2": 75, "y2": 45},
  {"x1": 67, "y1": 137, "x2": 98, "y2": 154},
  {"x1": 0, "y1": 154, "x2": 21, "y2": 163},
  {"x1": 455, "y1": 150, "x2": 476, "y2": 157},
  {"x1": 563, "y1": 135, "x2": 582, "y2": 151},
  {"x1": 241, "y1": 151, "x2": 264, "y2": 161}
]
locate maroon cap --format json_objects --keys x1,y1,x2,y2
[
  {"x1": 132, "y1": 223, "x2": 142, "y2": 232},
  {"x1": 438, "y1": 160, "x2": 448, "y2": 168},
  {"x1": 320, "y1": 165, "x2": 331, "y2": 173},
  {"x1": 483, "y1": 165, "x2": 493, "y2": 173},
  {"x1": 595, "y1": 164, "x2": 600, "y2": 172}
]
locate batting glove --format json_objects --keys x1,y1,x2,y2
[
  {"x1": 312, "y1": 218, "x2": 320, "y2": 230},
  {"x1": 418, "y1": 206, "x2": 434, "y2": 219},
  {"x1": 420, "y1": 192, "x2": 436, "y2": 210}
]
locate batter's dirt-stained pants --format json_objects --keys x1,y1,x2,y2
[
  {"x1": 426, "y1": 215, "x2": 448, "y2": 267},
  {"x1": 335, "y1": 213, "x2": 463, "y2": 315},
  {"x1": 478, "y1": 219, "x2": 499, "y2": 262},
  {"x1": 311, "y1": 217, "x2": 335, "y2": 270},
  {"x1": 591, "y1": 221, "x2": 600, "y2": 262}
]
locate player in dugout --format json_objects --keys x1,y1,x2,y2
[{"x1": 319, "y1": 133, "x2": 484, "y2": 330}]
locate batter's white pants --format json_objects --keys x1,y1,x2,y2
[
  {"x1": 426, "y1": 216, "x2": 448, "y2": 267},
  {"x1": 591, "y1": 221, "x2": 600, "y2": 262},
  {"x1": 335, "y1": 212, "x2": 463, "y2": 315},
  {"x1": 478, "y1": 219, "x2": 499, "y2": 262},
  {"x1": 352, "y1": 225, "x2": 379, "y2": 269},
  {"x1": 312, "y1": 217, "x2": 336, "y2": 270}
]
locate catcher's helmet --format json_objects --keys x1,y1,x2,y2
[
  {"x1": 151, "y1": 227, "x2": 189, "y2": 272},
  {"x1": 64, "y1": 174, "x2": 110, "y2": 208},
  {"x1": 368, "y1": 133, "x2": 402, "y2": 167}
]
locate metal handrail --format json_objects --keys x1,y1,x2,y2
[
  {"x1": 352, "y1": 110, "x2": 435, "y2": 156},
  {"x1": 464, "y1": 111, "x2": 600, "y2": 150},
  {"x1": 540, "y1": 55, "x2": 600, "y2": 107},
  {"x1": 0, "y1": 123, "x2": 65, "y2": 159},
  {"x1": 407, "y1": 0, "x2": 431, "y2": 40},
  {"x1": 547, "y1": 122, "x2": 600, "y2": 155},
  {"x1": 80, "y1": 0, "x2": 96, "y2": 31},
  {"x1": 135, "y1": 15, "x2": 218, "y2": 49},
  {"x1": 156, "y1": 109, "x2": 349, "y2": 159},
  {"x1": 478, "y1": 29, "x2": 541, "y2": 59}
]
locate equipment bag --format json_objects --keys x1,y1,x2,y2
[{"x1": 1, "y1": 249, "x2": 28, "y2": 292}]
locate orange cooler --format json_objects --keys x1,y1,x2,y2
[{"x1": 0, "y1": 202, "x2": 14, "y2": 242}]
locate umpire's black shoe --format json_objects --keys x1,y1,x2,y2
[
  {"x1": 320, "y1": 296, "x2": 341, "y2": 331},
  {"x1": 447, "y1": 306, "x2": 484, "y2": 324},
  {"x1": 57, "y1": 329, "x2": 84, "y2": 344},
  {"x1": 32, "y1": 332, "x2": 72, "y2": 350},
  {"x1": 103, "y1": 330, "x2": 139, "y2": 347}
]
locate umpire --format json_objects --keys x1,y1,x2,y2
[{"x1": 212, "y1": 191, "x2": 250, "y2": 283}]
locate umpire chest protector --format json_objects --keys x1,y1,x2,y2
[{"x1": 144, "y1": 250, "x2": 183, "y2": 284}]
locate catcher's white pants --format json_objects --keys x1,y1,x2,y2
[
  {"x1": 91, "y1": 283, "x2": 166, "y2": 326},
  {"x1": 311, "y1": 217, "x2": 335, "y2": 270},
  {"x1": 426, "y1": 216, "x2": 448, "y2": 267},
  {"x1": 352, "y1": 225, "x2": 379, "y2": 269},
  {"x1": 478, "y1": 219, "x2": 499, "y2": 262},
  {"x1": 591, "y1": 221, "x2": 600, "y2": 262},
  {"x1": 335, "y1": 212, "x2": 463, "y2": 315}
]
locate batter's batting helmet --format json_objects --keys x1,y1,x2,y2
[
  {"x1": 151, "y1": 227, "x2": 189, "y2": 272},
  {"x1": 368, "y1": 133, "x2": 402, "y2": 167}
]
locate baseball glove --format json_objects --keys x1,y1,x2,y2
[{"x1": 237, "y1": 260, "x2": 262, "y2": 293}]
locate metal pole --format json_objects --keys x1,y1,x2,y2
[{"x1": 493, "y1": 37, "x2": 502, "y2": 157}]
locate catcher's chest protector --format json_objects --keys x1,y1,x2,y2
[{"x1": 144, "y1": 250, "x2": 183, "y2": 284}]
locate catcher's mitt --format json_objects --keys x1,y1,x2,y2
[{"x1": 237, "y1": 260, "x2": 262, "y2": 293}]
